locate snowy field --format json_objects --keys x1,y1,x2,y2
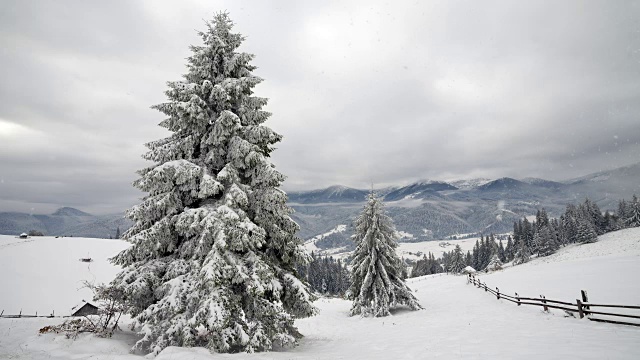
[
  {"x1": 1, "y1": 230, "x2": 640, "y2": 359},
  {"x1": 0, "y1": 235, "x2": 129, "y2": 315},
  {"x1": 305, "y1": 231, "x2": 499, "y2": 261}
]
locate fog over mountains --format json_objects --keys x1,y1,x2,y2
[{"x1": 1, "y1": 163, "x2": 639, "y2": 241}]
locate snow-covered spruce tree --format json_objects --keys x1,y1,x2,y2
[
  {"x1": 626, "y1": 195, "x2": 640, "y2": 227},
  {"x1": 448, "y1": 244, "x2": 466, "y2": 274},
  {"x1": 109, "y1": 13, "x2": 316, "y2": 355},
  {"x1": 349, "y1": 193, "x2": 421, "y2": 317},
  {"x1": 512, "y1": 239, "x2": 531, "y2": 265},
  {"x1": 575, "y1": 217, "x2": 598, "y2": 244},
  {"x1": 486, "y1": 254, "x2": 503, "y2": 271},
  {"x1": 533, "y1": 225, "x2": 557, "y2": 257}
]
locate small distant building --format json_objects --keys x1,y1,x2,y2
[
  {"x1": 71, "y1": 301, "x2": 99, "y2": 317},
  {"x1": 19, "y1": 233, "x2": 28, "y2": 239},
  {"x1": 462, "y1": 266, "x2": 476, "y2": 274}
]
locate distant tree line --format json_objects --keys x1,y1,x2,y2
[
  {"x1": 510, "y1": 195, "x2": 640, "y2": 264},
  {"x1": 410, "y1": 195, "x2": 640, "y2": 276},
  {"x1": 298, "y1": 252, "x2": 351, "y2": 296}
]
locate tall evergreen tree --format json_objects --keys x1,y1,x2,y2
[
  {"x1": 617, "y1": 199, "x2": 629, "y2": 229},
  {"x1": 472, "y1": 240, "x2": 480, "y2": 269},
  {"x1": 505, "y1": 235, "x2": 514, "y2": 262},
  {"x1": 627, "y1": 195, "x2": 640, "y2": 227},
  {"x1": 513, "y1": 239, "x2": 531, "y2": 265},
  {"x1": 486, "y1": 253, "x2": 503, "y2": 271},
  {"x1": 448, "y1": 245, "x2": 466, "y2": 274},
  {"x1": 349, "y1": 193, "x2": 421, "y2": 317},
  {"x1": 465, "y1": 251, "x2": 473, "y2": 267},
  {"x1": 498, "y1": 239, "x2": 506, "y2": 262},
  {"x1": 575, "y1": 217, "x2": 598, "y2": 244},
  {"x1": 534, "y1": 225, "x2": 557, "y2": 256},
  {"x1": 108, "y1": 13, "x2": 316, "y2": 354}
]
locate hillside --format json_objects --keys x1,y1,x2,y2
[
  {"x1": 0, "y1": 208, "x2": 131, "y2": 239},
  {"x1": 290, "y1": 163, "x2": 640, "y2": 242},
  {"x1": 1, "y1": 163, "x2": 639, "y2": 242},
  {"x1": 1, "y1": 229, "x2": 639, "y2": 359},
  {"x1": 0, "y1": 235, "x2": 129, "y2": 314}
]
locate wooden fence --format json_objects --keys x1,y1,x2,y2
[
  {"x1": 0, "y1": 309, "x2": 68, "y2": 319},
  {"x1": 467, "y1": 274, "x2": 640, "y2": 327}
]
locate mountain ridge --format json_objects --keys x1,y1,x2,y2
[{"x1": 2, "y1": 163, "x2": 639, "y2": 240}]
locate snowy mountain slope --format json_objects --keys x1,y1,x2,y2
[
  {"x1": 0, "y1": 208, "x2": 132, "y2": 239},
  {"x1": 289, "y1": 163, "x2": 640, "y2": 245},
  {"x1": 479, "y1": 227, "x2": 640, "y2": 305},
  {"x1": 382, "y1": 180, "x2": 457, "y2": 201},
  {"x1": 288, "y1": 185, "x2": 369, "y2": 204},
  {"x1": 1, "y1": 228, "x2": 639, "y2": 359},
  {"x1": 450, "y1": 177, "x2": 492, "y2": 189},
  {"x1": 0, "y1": 235, "x2": 129, "y2": 315}
]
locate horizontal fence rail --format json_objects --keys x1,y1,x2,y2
[
  {"x1": 467, "y1": 274, "x2": 640, "y2": 327},
  {"x1": 0, "y1": 309, "x2": 70, "y2": 319}
]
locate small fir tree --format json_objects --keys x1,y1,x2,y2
[
  {"x1": 513, "y1": 239, "x2": 531, "y2": 265},
  {"x1": 575, "y1": 217, "x2": 598, "y2": 244},
  {"x1": 626, "y1": 195, "x2": 640, "y2": 227},
  {"x1": 107, "y1": 13, "x2": 316, "y2": 354},
  {"x1": 486, "y1": 254, "x2": 503, "y2": 271},
  {"x1": 349, "y1": 193, "x2": 421, "y2": 317},
  {"x1": 534, "y1": 225, "x2": 557, "y2": 257},
  {"x1": 448, "y1": 244, "x2": 466, "y2": 274}
]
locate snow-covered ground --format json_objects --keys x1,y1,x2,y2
[
  {"x1": 477, "y1": 227, "x2": 640, "y2": 305},
  {"x1": 0, "y1": 235, "x2": 129, "y2": 315},
  {"x1": 308, "y1": 234, "x2": 501, "y2": 261},
  {"x1": 1, "y1": 230, "x2": 640, "y2": 359}
]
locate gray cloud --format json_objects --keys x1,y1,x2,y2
[{"x1": 1, "y1": 0, "x2": 639, "y2": 214}]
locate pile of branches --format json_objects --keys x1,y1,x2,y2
[{"x1": 39, "y1": 282, "x2": 126, "y2": 339}]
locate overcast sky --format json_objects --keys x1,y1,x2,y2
[{"x1": 1, "y1": 0, "x2": 639, "y2": 215}]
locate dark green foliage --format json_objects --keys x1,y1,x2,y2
[
  {"x1": 302, "y1": 253, "x2": 351, "y2": 296},
  {"x1": 448, "y1": 244, "x2": 466, "y2": 274},
  {"x1": 411, "y1": 252, "x2": 444, "y2": 277}
]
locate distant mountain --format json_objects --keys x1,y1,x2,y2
[
  {"x1": 561, "y1": 163, "x2": 640, "y2": 209},
  {"x1": 450, "y1": 178, "x2": 492, "y2": 190},
  {"x1": 521, "y1": 177, "x2": 566, "y2": 189},
  {"x1": 383, "y1": 181, "x2": 457, "y2": 201},
  {"x1": 288, "y1": 163, "x2": 640, "y2": 243},
  {"x1": 288, "y1": 185, "x2": 368, "y2": 204},
  {"x1": 51, "y1": 207, "x2": 92, "y2": 217},
  {"x1": 3, "y1": 164, "x2": 639, "y2": 244},
  {"x1": 0, "y1": 207, "x2": 131, "y2": 239}
]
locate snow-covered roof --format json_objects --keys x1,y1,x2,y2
[
  {"x1": 463, "y1": 266, "x2": 476, "y2": 273},
  {"x1": 70, "y1": 300, "x2": 97, "y2": 314},
  {"x1": 19, "y1": 233, "x2": 28, "y2": 237}
]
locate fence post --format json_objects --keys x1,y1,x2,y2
[
  {"x1": 484, "y1": 283, "x2": 487, "y2": 292},
  {"x1": 496, "y1": 287, "x2": 500, "y2": 300},
  {"x1": 581, "y1": 290, "x2": 589, "y2": 315},
  {"x1": 19, "y1": 309, "x2": 22, "y2": 318},
  {"x1": 577, "y1": 299, "x2": 584, "y2": 319},
  {"x1": 1, "y1": 310, "x2": 3, "y2": 317},
  {"x1": 541, "y1": 295, "x2": 548, "y2": 312},
  {"x1": 516, "y1": 293, "x2": 521, "y2": 306}
]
